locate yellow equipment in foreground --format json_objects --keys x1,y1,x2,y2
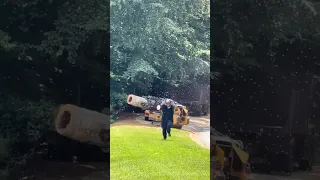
[
  {"x1": 211, "y1": 130, "x2": 252, "y2": 180},
  {"x1": 127, "y1": 94, "x2": 189, "y2": 129},
  {"x1": 211, "y1": 143, "x2": 226, "y2": 180}
]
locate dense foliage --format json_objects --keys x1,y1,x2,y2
[
  {"x1": 212, "y1": 0, "x2": 320, "y2": 77},
  {"x1": 110, "y1": 0, "x2": 210, "y2": 113},
  {"x1": 3, "y1": 0, "x2": 320, "y2": 177},
  {"x1": 211, "y1": 0, "x2": 320, "y2": 119},
  {"x1": 0, "y1": 0, "x2": 108, "y2": 177},
  {"x1": 210, "y1": 0, "x2": 320, "y2": 168}
]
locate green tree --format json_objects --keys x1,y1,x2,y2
[
  {"x1": 110, "y1": 0, "x2": 210, "y2": 112},
  {"x1": 0, "y1": 1, "x2": 109, "y2": 177},
  {"x1": 211, "y1": 0, "x2": 320, "y2": 78}
]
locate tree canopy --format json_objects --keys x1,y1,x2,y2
[
  {"x1": 110, "y1": 0, "x2": 210, "y2": 112},
  {"x1": 212, "y1": 0, "x2": 320, "y2": 78},
  {"x1": 0, "y1": 1, "x2": 108, "y2": 177},
  {"x1": 211, "y1": 0, "x2": 320, "y2": 138},
  {"x1": 3, "y1": 0, "x2": 320, "y2": 178}
]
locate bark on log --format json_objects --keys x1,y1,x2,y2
[
  {"x1": 127, "y1": 94, "x2": 183, "y2": 110},
  {"x1": 127, "y1": 94, "x2": 149, "y2": 109},
  {"x1": 54, "y1": 104, "x2": 109, "y2": 148}
]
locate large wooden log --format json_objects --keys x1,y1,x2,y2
[
  {"x1": 54, "y1": 104, "x2": 109, "y2": 148},
  {"x1": 127, "y1": 94, "x2": 149, "y2": 109},
  {"x1": 127, "y1": 94, "x2": 183, "y2": 110}
]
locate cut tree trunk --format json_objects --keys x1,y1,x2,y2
[{"x1": 54, "y1": 104, "x2": 109, "y2": 148}]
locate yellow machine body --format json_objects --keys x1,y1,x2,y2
[
  {"x1": 211, "y1": 144, "x2": 226, "y2": 180},
  {"x1": 144, "y1": 105, "x2": 189, "y2": 129},
  {"x1": 127, "y1": 94, "x2": 190, "y2": 129},
  {"x1": 212, "y1": 132, "x2": 252, "y2": 180}
]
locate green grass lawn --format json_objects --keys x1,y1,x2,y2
[{"x1": 110, "y1": 126, "x2": 210, "y2": 180}]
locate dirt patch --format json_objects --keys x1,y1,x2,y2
[
  {"x1": 112, "y1": 113, "x2": 146, "y2": 126},
  {"x1": 115, "y1": 112, "x2": 141, "y2": 121},
  {"x1": 113, "y1": 113, "x2": 210, "y2": 130},
  {"x1": 111, "y1": 113, "x2": 161, "y2": 128}
]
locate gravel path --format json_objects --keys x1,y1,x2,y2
[
  {"x1": 183, "y1": 116, "x2": 210, "y2": 149},
  {"x1": 182, "y1": 116, "x2": 210, "y2": 132}
]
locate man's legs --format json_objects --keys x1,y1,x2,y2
[
  {"x1": 162, "y1": 123, "x2": 167, "y2": 139},
  {"x1": 167, "y1": 121, "x2": 172, "y2": 136}
]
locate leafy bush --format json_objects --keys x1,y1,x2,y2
[
  {"x1": 0, "y1": 138, "x2": 10, "y2": 180},
  {"x1": 110, "y1": 91, "x2": 127, "y2": 116},
  {"x1": 0, "y1": 138, "x2": 9, "y2": 164},
  {"x1": 0, "y1": 96, "x2": 57, "y2": 176},
  {"x1": 0, "y1": 169, "x2": 9, "y2": 180}
]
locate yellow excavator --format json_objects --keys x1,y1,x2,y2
[{"x1": 127, "y1": 94, "x2": 189, "y2": 129}]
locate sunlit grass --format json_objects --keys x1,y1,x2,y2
[{"x1": 110, "y1": 126, "x2": 210, "y2": 180}]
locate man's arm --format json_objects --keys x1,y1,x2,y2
[
  {"x1": 171, "y1": 105, "x2": 175, "y2": 120},
  {"x1": 160, "y1": 105, "x2": 165, "y2": 115}
]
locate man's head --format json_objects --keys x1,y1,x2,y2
[{"x1": 165, "y1": 99, "x2": 171, "y2": 107}]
